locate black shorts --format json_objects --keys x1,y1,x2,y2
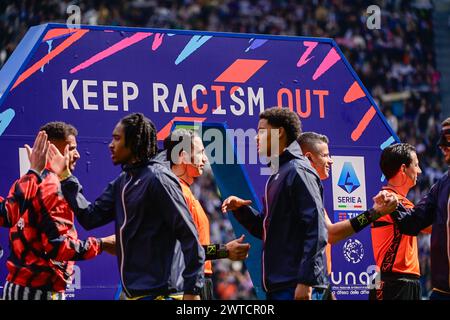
[{"x1": 369, "y1": 273, "x2": 421, "y2": 300}]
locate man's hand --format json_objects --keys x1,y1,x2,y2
[
  {"x1": 225, "y1": 235, "x2": 251, "y2": 261},
  {"x1": 48, "y1": 144, "x2": 70, "y2": 178},
  {"x1": 100, "y1": 234, "x2": 116, "y2": 256},
  {"x1": 372, "y1": 190, "x2": 398, "y2": 216},
  {"x1": 221, "y1": 196, "x2": 252, "y2": 213},
  {"x1": 183, "y1": 294, "x2": 201, "y2": 300},
  {"x1": 25, "y1": 131, "x2": 50, "y2": 175},
  {"x1": 373, "y1": 190, "x2": 390, "y2": 205},
  {"x1": 295, "y1": 283, "x2": 312, "y2": 300}
]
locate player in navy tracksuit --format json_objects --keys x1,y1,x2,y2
[
  {"x1": 51, "y1": 113, "x2": 205, "y2": 300},
  {"x1": 222, "y1": 107, "x2": 329, "y2": 300},
  {"x1": 391, "y1": 117, "x2": 450, "y2": 300}
]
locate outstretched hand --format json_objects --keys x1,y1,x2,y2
[
  {"x1": 221, "y1": 196, "x2": 252, "y2": 213},
  {"x1": 226, "y1": 235, "x2": 251, "y2": 261},
  {"x1": 48, "y1": 144, "x2": 70, "y2": 176},
  {"x1": 372, "y1": 190, "x2": 398, "y2": 216},
  {"x1": 25, "y1": 131, "x2": 50, "y2": 175}
]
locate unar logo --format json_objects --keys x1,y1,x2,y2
[
  {"x1": 338, "y1": 162, "x2": 360, "y2": 194},
  {"x1": 343, "y1": 238, "x2": 364, "y2": 264}
]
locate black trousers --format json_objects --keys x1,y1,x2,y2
[
  {"x1": 200, "y1": 276, "x2": 214, "y2": 300},
  {"x1": 369, "y1": 274, "x2": 421, "y2": 300}
]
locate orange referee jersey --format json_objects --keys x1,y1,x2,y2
[
  {"x1": 179, "y1": 178, "x2": 213, "y2": 275},
  {"x1": 370, "y1": 187, "x2": 420, "y2": 276}
]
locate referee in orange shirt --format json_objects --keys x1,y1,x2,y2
[
  {"x1": 370, "y1": 143, "x2": 431, "y2": 300},
  {"x1": 165, "y1": 129, "x2": 250, "y2": 300}
]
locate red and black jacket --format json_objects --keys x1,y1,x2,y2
[{"x1": 0, "y1": 170, "x2": 102, "y2": 292}]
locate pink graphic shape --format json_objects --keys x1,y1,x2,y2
[
  {"x1": 297, "y1": 41, "x2": 318, "y2": 67},
  {"x1": 70, "y1": 32, "x2": 153, "y2": 74},
  {"x1": 344, "y1": 81, "x2": 365, "y2": 103},
  {"x1": 312, "y1": 47, "x2": 341, "y2": 80},
  {"x1": 152, "y1": 33, "x2": 164, "y2": 51}
]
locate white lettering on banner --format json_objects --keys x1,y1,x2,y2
[
  {"x1": 83, "y1": 80, "x2": 98, "y2": 110},
  {"x1": 122, "y1": 82, "x2": 139, "y2": 111},
  {"x1": 62, "y1": 79, "x2": 139, "y2": 111},
  {"x1": 331, "y1": 265, "x2": 380, "y2": 295},
  {"x1": 230, "y1": 86, "x2": 245, "y2": 116},
  {"x1": 173, "y1": 84, "x2": 188, "y2": 113},
  {"x1": 61, "y1": 80, "x2": 329, "y2": 118},
  {"x1": 153, "y1": 83, "x2": 266, "y2": 117},
  {"x1": 103, "y1": 81, "x2": 118, "y2": 111},
  {"x1": 65, "y1": 264, "x2": 81, "y2": 299},
  {"x1": 153, "y1": 82, "x2": 170, "y2": 112},
  {"x1": 331, "y1": 265, "x2": 380, "y2": 298},
  {"x1": 248, "y1": 87, "x2": 265, "y2": 115},
  {"x1": 62, "y1": 79, "x2": 80, "y2": 109},
  {"x1": 331, "y1": 271, "x2": 373, "y2": 286},
  {"x1": 67, "y1": 265, "x2": 82, "y2": 290}
]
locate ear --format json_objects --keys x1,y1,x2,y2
[
  {"x1": 305, "y1": 152, "x2": 313, "y2": 162},
  {"x1": 278, "y1": 126, "x2": 285, "y2": 139},
  {"x1": 180, "y1": 150, "x2": 190, "y2": 164},
  {"x1": 400, "y1": 163, "x2": 407, "y2": 174}
]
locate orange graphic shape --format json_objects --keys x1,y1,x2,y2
[
  {"x1": 215, "y1": 59, "x2": 267, "y2": 83},
  {"x1": 43, "y1": 28, "x2": 77, "y2": 41},
  {"x1": 344, "y1": 81, "x2": 365, "y2": 103},
  {"x1": 351, "y1": 106, "x2": 376, "y2": 141},
  {"x1": 12, "y1": 29, "x2": 89, "y2": 90}
]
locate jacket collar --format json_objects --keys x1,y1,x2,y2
[
  {"x1": 268, "y1": 141, "x2": 302, "y2": 169},
  {"x1": 279, "y1": 140, "x2": 303, "y2": 165},
  {"x1": 121, "y1": 159, "x2": 150, "y2": 175}
]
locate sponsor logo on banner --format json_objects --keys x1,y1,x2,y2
[
  {"x1": 331, "y1": 265, "x2": 380, "y2": 297},
  {"x1": 66, "y1": 265, "x2": 81, "y2": 299},
  {"x1": 343, "y1": 238, "x2": 364, "y2": 264},
  {"x1": 334, "y1": 211, "x2": 362, "y2": 222},
  {"x1": 331, "y1": 156, "x2": 367, "y2": 211}
]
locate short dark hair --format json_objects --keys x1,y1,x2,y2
[
  {"x1": 259, "y1": 107, "x2": 302, "y2": 145},
  {"x1": 39, "y1": 121, "x2": 78, "y2": 141},
  {"x1": 442, "y1": 117, "x2": 450, "y2": 128},
  {"x1": 380, "y1": 143, "x2": 416, "y2": 180},
  {"x1": 298, "y1": 132, "x2": 329, "y2": 154},
  {"x1": 120, "y1": 113, "x2": 157, "y2": 161},
  {"x1": 164, "y1": 128, "x2": 196, "y2": 167}
]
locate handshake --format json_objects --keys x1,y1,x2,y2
[{"x1": 372, "y1": 190, "x2": 398, "y2": 216}]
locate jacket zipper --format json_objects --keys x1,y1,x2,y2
[
  {"x1": 119, "y1": 176, "x2": 133, "y2": 298},
  {"x1": 262, "y1": 174, "x2": 273, "y2": 292}
]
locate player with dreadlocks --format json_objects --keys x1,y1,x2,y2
[{"x1": 49, "y1": 112, "x2": 205, "y2": 300}]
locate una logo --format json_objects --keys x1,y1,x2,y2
[{"x1": 338, "y1": 162, "x2": 360, "y2": 194}]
